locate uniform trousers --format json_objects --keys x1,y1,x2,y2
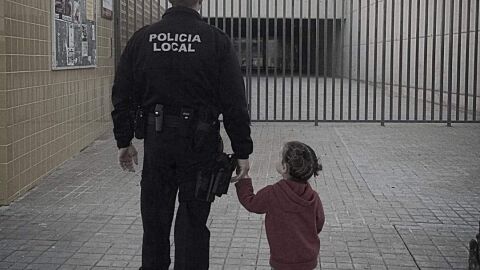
[{"x1": 140, "y1": 120, "x2": 219, "y2": 270}]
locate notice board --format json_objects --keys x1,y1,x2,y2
[{"x1": 53, "y1": 0, "x2": 97, "y2": 70}]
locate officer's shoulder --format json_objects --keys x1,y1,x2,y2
[{"x1": 203, "y1": 23, "x2": 230, "y2": 41}]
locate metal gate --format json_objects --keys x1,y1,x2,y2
[{"x1": 116, "y1": 0, "x2": 480, "y2": 125}]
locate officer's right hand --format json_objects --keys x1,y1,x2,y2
[
  {"x1": 118, "y1": 144, "x2": 138, "y2": 172},
  {"x1": 232, "y1": 159, "x2": 250, "y2": 182}
]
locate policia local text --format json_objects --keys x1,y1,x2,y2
[{"x1": 149, "y1": 33, "x2": 202, "y2": 53}]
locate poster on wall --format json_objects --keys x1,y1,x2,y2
[
  {"x1": 53, "y1": 0, "x2": 97, "y2": 70},
  {"x1": 101, "y1": 0, "x2": 113, "y2": 20}
]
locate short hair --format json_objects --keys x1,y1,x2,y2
[
  {"x1": 168, "y1": 0, "x2": 200, "y2": 8},
  {"x1": 282, "y1": 141, "x2": 322, "y2": 182}
]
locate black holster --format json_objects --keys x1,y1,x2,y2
[
  {"x1": 195, "y1": 153, "x2": 237, "y2": 202},
  {"x1": 134, "y1": 106, "x2": 146, "y2": 139}
]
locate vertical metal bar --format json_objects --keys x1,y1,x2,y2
[
  {"x1": 207, "y1": 0, "x2": 211, "y2": 25},
  {"x1": 365, "y1": 0, "x2": 370, "y2": 120},
  {"x1": 357, "y1": 0, "x2": 361, "y2": 120},
  {"x1": 257, "y1": 0, "x2": 261, "y2": 120},
  {"x1": 456, "y1": 0, "x2": 463, "y2": 121},
  {"x1": 248, "y1": 0, "x2": 252, "y2": 116},
  {"x1": 315, "y1": 0, "x2": 320, "y2": 125},
  {"x1": 231, "y1": 0, "x2": 234, "y2": 41},
  {"x1": 223, "y1": 0, "x2": 226, "y2": 32},
  {"x1": 332, "y1": 0, "x2": 336, "y2": 120},
  {"x1": 447, "y1": 0, "x2": 454, "y2": 126},
  {"x1": 158, "y1": 0, "x2": 161, "y2": 18},
  {"x1": 390, "y1": 0, "x2": 395, "y2": 121},
  {"x1": 431, "y1": 0, "x2": 437, "y2": 121},
  {"x1": 299, "y1": 0, "x2": 303, "y2": 120},
  {"x1": 398, "y1": 0, "x2": 404, "y2": 120},
  {"x1": 265, "y1": 0, "x2": 270, "y2": 120},
  {"x1": 464, "y1": 0, "x2": 471, "y2": 121},
  {"x1": 307, "y1": 0, "x2": 312, "y2": 120},
  {"x1": 474, "y1": 0, "x2": 479, "y2": 120},
  {"x1": 150, "y1": 0, "x2": 153, "y2": 24},
  {"x1": 406, "y1": 0, "x2": 412, "y2": 120},
  {"x1": 349, "y1": 0, "x2": 353, "y2": 120},
  {"x1": 324, "y1": 0, "x2": 328, "y2": 121},
  {"x1": 215, "y1": 0, "x2": 218, "y2": 28},
  {"x1": 142, "y1": 0, "x2": 145, "y2": 26},
  {"x1": 340, "y1": 0, "x2": 345, "y2": 120},
  {"x1": 134, "y1": 0, "x2": 137, "y2": 30},
  {"x1": 282, "y1": 0, "x2": 286, "y2": 120},
  {"x1": 381, "y1": 0, "x2": 387, "y2": 126},
  {"x1": 290, "y1": 0, "x2": 295, "y2": 120},
  {"x1": 373, "y1": 0, "x2": 378, "y2": 121},
  {"x1": 423, "y1": 0, "x2": 429, "y2": 121},
  {"x1": 439, "y1": 0, "x2": 446, "y2": 120},
  {"x1": 414, "y1": 0, "x2": 420, "y2": 120},
  {"x1": 274, "y1": 0, "x2": 278, "y2": 120},
  {"x1": 164, "y1": 0, "x2": 168, "y2": 12},
  {"x1": 238, "y1": 0, "x2": 241, "y2": 71}
]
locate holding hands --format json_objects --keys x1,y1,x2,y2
[{"x1": 231, "y1": 158, "x2": 250, "y2": 183}]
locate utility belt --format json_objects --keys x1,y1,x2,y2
[{"x1": 134, "y1": 104, "x2": 236, "y2": 202}]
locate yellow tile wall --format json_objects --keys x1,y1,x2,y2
[{"x1": 0, "y1": 0, "x2": 114, "y2": 205}]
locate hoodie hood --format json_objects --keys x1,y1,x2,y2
[{"x1": 272, "y1": 179, "x2": 317, "y2": 213}]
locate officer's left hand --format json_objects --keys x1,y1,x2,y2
[{"x1": 118, "y1": 144, "x2": 138, "y2": 172}]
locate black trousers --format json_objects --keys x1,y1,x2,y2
[{"x1": 140, "y1": 122, "x2": 219, "y2": 270}]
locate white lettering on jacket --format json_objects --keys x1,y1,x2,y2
[{"x1": 149, "y1": 32, "x2": 201, "y2": 53}]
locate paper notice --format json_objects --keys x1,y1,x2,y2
[
  {"x1": 86, "y1": 0, "x2": 95, "y2": 21},
  {"x1": 82, "y1": 41, "x2": 88, "y2": 57}
]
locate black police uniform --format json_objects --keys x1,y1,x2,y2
[{"x1": 111, "y1": 6, "x2": 253, "y2": 270}]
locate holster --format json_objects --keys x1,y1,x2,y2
[
  {"x1": 134, "y1": 106, "x2": 146, "y2": 139},
  {"x1": 195, "y1": 153, "x2": 237, "y2": 202}
]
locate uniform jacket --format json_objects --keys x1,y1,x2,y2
[
  {"x1": 235, "y1": 178, "x2": 325, "y2": 270},
  {"x1": 111, "y1": 6, "x2": 253, "y2": 159}
]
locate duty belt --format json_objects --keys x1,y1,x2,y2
[{"x1": 147, "y1": 113, "x2": 188, "y2": 128}]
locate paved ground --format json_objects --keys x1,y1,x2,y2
[{"x1": 1, "y1": 123, "x2": 479, "y2": 270}]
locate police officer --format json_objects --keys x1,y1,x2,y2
[{"x1": 111, "y1": 0, "x2": 253, "y2": 269}]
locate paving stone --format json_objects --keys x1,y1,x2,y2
[{"x1": 1, "y1": 123, "x2": 479, "y2": 269}]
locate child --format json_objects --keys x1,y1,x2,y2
[{"x1": 233, "y1": 141, "x2": 325, "y2": 270}]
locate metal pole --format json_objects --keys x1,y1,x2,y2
[
  {"x1": 464, "y1": 0, "x2": 471, "y2": 121},
  {"x1": 299, "y1": 0, "x2": 303, "y2": 120},
  {"x1": 290, "y1": 0, "x2": 295, "y2": 120},
  {"x1": 282, "y1": 0, "x2": 286, "y2": 120},
  {"x1": 257, "y1": 0, "x2": 261, "y2": 120},
  {"x1": 324, "y1": 0, "x2": 328, "y2": 121},
  {"x1": 474, "y1": 0, "x2": 479, "y2": 121},
  {"x1": 439, "y1": 0, "x2": 446, "y2": 120},
  {"x1": 374, "y1": 0, "x2": 378, "y2": 121},
  {"x1": 398, "y1": 0, "x2": 404, "y2": 120},
  {"x1": 431, "y1": 0, "x2": 437, "y2": 121},
  {"x1": 315, "y1": 0, "x2": 320, "y2": 125},
  {"x1": 274, "y1": 0, "x2": 278, "y2": 120},
  {"x1": 266, "y1": 0, "x2": 270, "y2": 120},
  {"x1": 365, "y1": 0, "x2": 370, "y2": 120},
  {"x1": 406, "y1": 0, "x2": 412, "y2": 120},
  {"x1": 456, "y1": 0, "x2": 463, "y2": 121},
  {"x1": 307, "y1": 0, "x2": 312, "y2": 120},
  {"x1": 390, "y1": 0, "x2": 395, "y2": 121},
  {"x1": 381, "y1": 0, "x2": 387, "y2": 126},
  {"x1": 332, "y1": 0, "x2": 337, "y2": 120},
  {"x1": 348, "y1": 0, "x2": 353, "y2": 121},
  {"x1": 357, "y1": 0, "x2": 361, "y2": 120},
  {"x1": 447, "y1": 0, "x2": 454, "y2": 126},
  {"x1": 423, "y1": 0, "x2": 429, "y2": 121},
  {"x1": 414, "y1": 0, "x2": 420, "y2": 120},
  {"x1": 340, "y1": 0, "x2": 345, "y2": 120},
  {"x1": 248, "y1": 0, "x2": 252, "y2": 116}
]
